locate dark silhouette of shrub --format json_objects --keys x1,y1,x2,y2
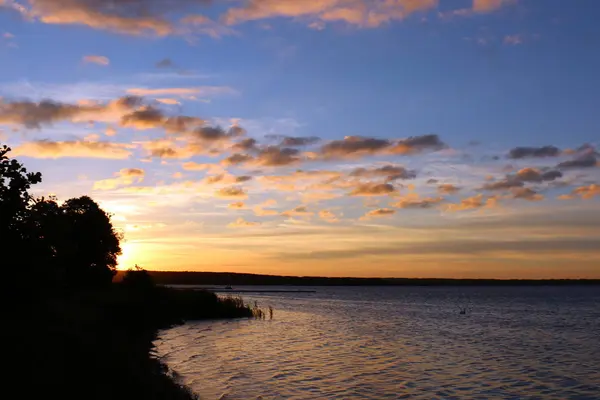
[{"x1": 122, "y1": 264, "x2": 156, "y2": 292}]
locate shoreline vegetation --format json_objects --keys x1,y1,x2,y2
[
  {"x1": 135, "y1": 271, "x2": 600, "y2": 287},
  {"x1": 2, "y1": 145, "x2": 253, "y2": 399}
]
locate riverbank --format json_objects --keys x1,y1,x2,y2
[{"x1": 5, "y1": 284, "x2": 252, "y2": 399}]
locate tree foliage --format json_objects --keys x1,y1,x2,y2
[{"x1": 1, "y1": 144, "x2": 122, "y2": 292}]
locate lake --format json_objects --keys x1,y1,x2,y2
[{"x1": 154, "y1": 286, "x2": 600, "y2": 399}]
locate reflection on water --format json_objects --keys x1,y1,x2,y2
[{"x1": 155, "y1": 286, "x2": 600, "y2": 399}]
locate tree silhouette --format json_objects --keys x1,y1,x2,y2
[{"x1": 1, "y1": 144, "x2": 121, "y2": 292}]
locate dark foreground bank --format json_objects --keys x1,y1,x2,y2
[{"x1": 6, "y1": 280, "x2": 252, "y2": 400}]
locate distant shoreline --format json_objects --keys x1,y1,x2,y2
[{"x1": 115, "y1": 271, "x2": 600, "y2": 286}]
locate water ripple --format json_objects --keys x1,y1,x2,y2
[{"x1": 155, "y1": 286, "x2": 600, "y2": 399}]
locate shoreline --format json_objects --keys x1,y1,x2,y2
[
  {"x1": 6, "y1": 286, "x2": 252, "y2": 400},
  {"x1": 131, "y1": 271, "x2": 600, "y2": 287}
]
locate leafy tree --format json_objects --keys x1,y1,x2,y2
[
  {"x1": 0, "y1": 145, "x2": 42, "y2": 241},
  {"x1": 61, "y1": 196, "x2": 122, "y2": 289},
  {"x1": 1, "y1": 145, "x2": 42, "y2": 289},
  {"x1": 1, "y1": 144, "x2": 122, "y2": 291}
]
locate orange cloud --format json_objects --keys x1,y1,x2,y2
[
  {"x1": 127, "y1": 86, "x2": 236, "y2": 98},
  {"x1": 228, "y1": 201, "x2": 246, "y2": 209},
  {"x1": 182, "y1": 162, "x2": 223, "y2": 173},
  {"x1": 392, "y1": 194, "x2": 444, "y2": 208},
  {"x1": 94, "y1": 168, "x2": 145, "y2": 190},
  {"x1": 438, "y1": 184, "x2": 460, "y2": 194},
  {"x1": 318, "y1": 209, "x2": 339, "y2": 223},
  {"x1": 223, "y1": 0, "x2": 439, "y2": 28},
  {"x1": 473, "y1": 0, "x2": 513, "y2": 13},
  {"x1": 13, "y1": 140, "x2": 132, "y2": 159},
  {"x1": 510, "y1": 187, "x2": 544, "y2": 202},
  {"x1": 155, "y1": 98, "x2": 181, "y2": 105},
  {"x1": 24, "y1": 0, "x2": 174, "y2": 36},
  {"x1": 349, "y1": 182, "x2": 397, "y2": 197},
  {"x1": 350, "y1": 164, "x2": 416, "y2": 181},
  {"x1": 82, "y1": 54, "x2": 110, "y2": 65},
  {"x1": 559, "y1": 184, "x2": 600, "y2": 200},
  {"x1": 281, "y1": 205, "x2": 313, "y2": 217},
  {"x1": 253, "y1": 206, "x2": 279, "y2": 216},
  {"x1": 215, "y1": 186, "x2": 247, "y2": 199},
  {"x1": 445, "y1": 194, "x2": 499, "y2": 212},
  {"x1": 228, "y1": 217, "x2": 260, "y2": 228},
  {"x1": 360, "y1": 208, "x2": 396, "y2": 220}
]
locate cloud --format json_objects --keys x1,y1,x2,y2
[
  {"x1": 82, "y1": 55, "x2": 110, "y2": 66},
  {"x1": 13, "y1": 140, "x2": 132, "y2": 159},
  {"x1": 191, "y1": 126, "x2": 242, "y2": 142},
  {"x1": 321, "y1": 136, "x2": 393, "y2": 159},
  {"x1": 222, "y1": 0, "x2": 439, "y2": 28},
  {"x1": 483, "y1": 167, "x2": 563, "y2": 192},
  {"x1": 445, "y1": 194, "x2": 499, "y2": 212},
  {"x1": 121, "y1": 106, "x2": 165, "y2": 130},
  {"x1": 126, "y1": 86, "x2": 236, "y2": 98},
  {"x1": 503, "y1": 34, "x2": 523, "y2": 45},
  {"x1": 350, "y1": 164, "x2": 416, "y2": 181},
  {"x1": 0, "y1": 96, "x2": 141, "y2": 129},
  {"x1": 253, "y1": 206, "x2": 279, "y2": 216},
  {"x1": 231, "y1": 138, "x2": 258, "y2": 152},
  {"x1": 559, "y1": 184, "x2": 600, "y2": 200},
  {"x1": 482, "y1": 179, "x2": 524, "y2": 191},
  {"x1": 360, "y1": 208, "x2": 396, "y2": 220},
  {"x1": 155, "y1": 98, "x2": 181, "y2": 105},
  {"x1": 182, "y1": 162, "x2": 216, "y2": 171},
  {"x1": 215, "y1": 186, "x2": 247, "y2": 199},
  {"x1": 508, "y1": 145, "x2": 560, "y2": 159},
  {"x1": 204, "y1": 173, "x2": 252, "y2": 185},
  {"x1": 438, "y1": 184, "x2": 460, "y2": 194},
  {"x1": 140, "y1": 139, "x2": 206, "y2": 159},
  {"x1": 94, "y1": 168, "x2": 145, "y2": 190},
  {"x1": 281, "y1": 205, "x2": 313, "y2": 217},
  {"x1": 388, "y1": 134, "x2": 446, "y2": 155},
  {"x1": 266, "y1": 134, "x2": 320, "y2": 147},
  {"x1": 156, "y1": 58, "x2": 175, "y2": 68},
  {"x1": 515, "y1": 168, "x2": 562, "y2": 182},
  {"x1": 472, "y1": 0, "x2": 513, "y2": 13},
  {"x1": 222, "y1": 153, "x2": 254, "y2": 166},
  {"x1": 510, "y1": 187, "x2": 544, "y2": 201},
  {"x1": 318, "y1": 209, "x2": 338, "y2": 223},
  {"x1": 22, "y1": 0, "x2": 178, "y2": 36},
  {"x1": 349, "y1": 182, "x2": 397, "y2": 197},
  {"x1": 253, "y1": 146, "x2": 301, "y2": 167},
  {"x1": 225, "y1": 146, "x2": 302, "y2": 167},
  {"x1": 392, "y1": 194, "x2": 444, "y2": 209},
  {"x1": 228, "y1": 217, "x2": 260, "y2": 228},
  {"x1": 557, "y1": 155, "x2": 598, "y2": 169},
  {"x1": 320, "y1": 134, "x2": 445, "y2": 159},
  {"x1": 228, "y1": 201, "x2": 246, "y2": 209}
]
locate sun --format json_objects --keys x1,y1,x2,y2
[{"x1": 117, "y1": 242, "x2": 137, "y2": 270}]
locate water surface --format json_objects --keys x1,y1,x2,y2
[{"x1": 155, "y1": 286, "x2": 600, "y2": 399}]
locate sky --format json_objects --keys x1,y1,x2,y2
[{"x1": 1, "y1": 0, "x2": 599, "y2": 278}]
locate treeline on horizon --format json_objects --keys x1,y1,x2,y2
[{"x1": 136, "y1": 271, "x2": 600, "y2": 286}]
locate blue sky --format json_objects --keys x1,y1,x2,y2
[{"x1": 1, "y1": 0, "x2": 599, "y2": 277}]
